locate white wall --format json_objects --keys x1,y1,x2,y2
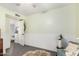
[
  {"x1": 25, "y1": 4, "x2": 76, "y2": 52},
  {"x1": 76, "y1": 4, "x2": 79, "y2": 37}
]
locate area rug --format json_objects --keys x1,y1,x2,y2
[{"x1": 23, "y1": 50, "x2": 51, "y2": 56}]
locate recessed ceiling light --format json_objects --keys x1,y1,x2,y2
[
  {"x1": 15, "y1": 3, "x2": 21, "y2": 6},
  {"x1": 32, "y1": 4, "x2": 37, "y2": 8}
]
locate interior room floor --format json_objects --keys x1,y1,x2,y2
[{"x1": 4, "y1": 41, "x2": 57, "y2": 56}]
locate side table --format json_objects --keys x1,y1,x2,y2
[{"x1": 57, "y1": 47, "x2": 65, "y2": 56}]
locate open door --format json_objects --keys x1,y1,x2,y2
[{"x1": 16, "y1": 20, "x2": 25, "y2": 46}]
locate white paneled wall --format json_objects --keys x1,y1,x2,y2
[
  {"x1": 25, "y1": 33, "x2": 58, "y2": 51},
  {"x1": 24, "y1": 5, "x2": 76, "y2": 52}
]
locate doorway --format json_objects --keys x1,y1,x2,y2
[{"x1": 5, "y1": 15, "x2": 25, "y2": 55}]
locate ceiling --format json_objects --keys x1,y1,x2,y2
[{"x1": 0, "y1": 3, "x2": 72, "y2": 16}]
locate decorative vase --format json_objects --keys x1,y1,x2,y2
[{"x1": 57, "y1": 34, "x2": 63, "y2": 49}]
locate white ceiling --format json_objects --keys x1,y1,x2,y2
[{"x1": 0, "y1": 3, "x2": 72, "y2": 16}]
